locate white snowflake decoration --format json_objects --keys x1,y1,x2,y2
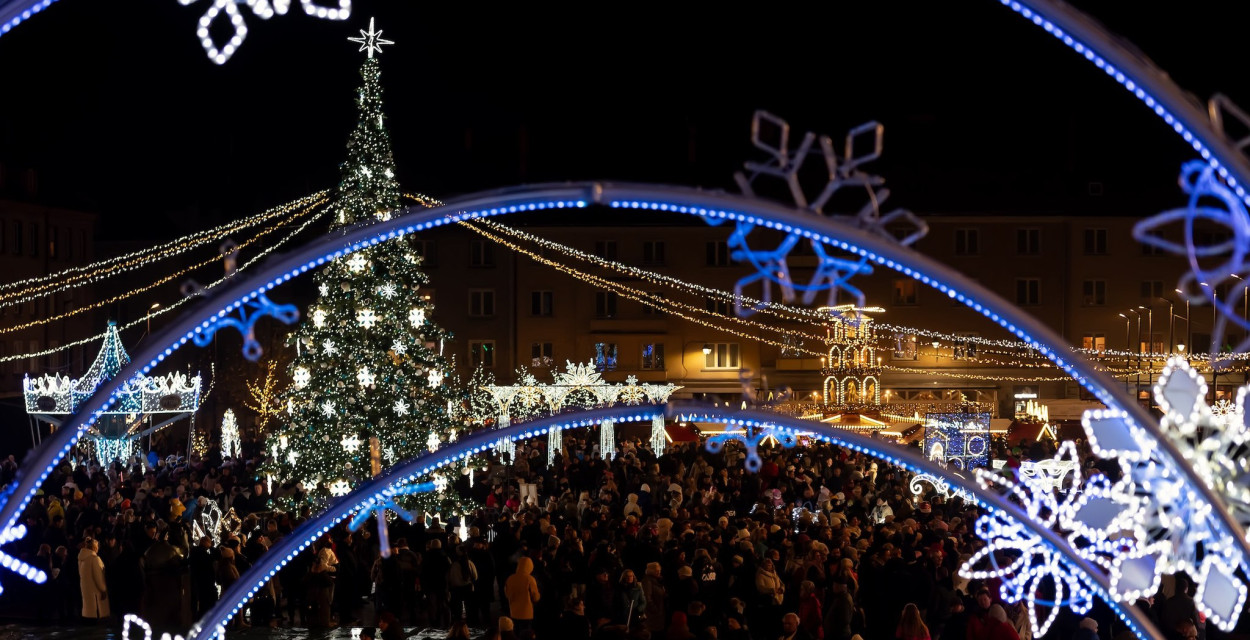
[
  {"x1": 620, "y1": 375, "x2": 646, "y2": 405},
  {"x1": 357, "y1": 308, "x2": 378, "y2": 329},
  {"x1": 428, "y1": 369, "x2": 444, "y2": 388},
  {"x1": 319, "y1": 283, "x2": 329, "y2": 296},
  {"x1": 409, "y1": 307, "x2": 426, "y2": 327},
  {"x1": 312, "y1": 308, "x2": 327, "y2": 329},
  {"x1": 433, "y1": 474, "x2": 449, "y2": 494},
  {"x1": 320, "y1": 400, "x2": 336, "y2": 417},
  {"x1": 427, "y1": 432, "x2": 440, "y2": 452},
  {"x1": 329, "y1": 479, "x2": 352, "y2": 497},
  {"x1": 347, "y1": 254, "x2": 367, "y2": 273},
  {"x1": 553, "y1": 360, "x2": 605, "y2": 387},
  {"x1": 322, "y1": 339, "x2": 338, "y2": 356},
  {"x1": 378, "y1": 283, "x2": 398, "y2": 299},
  {"x1": 287, "y1": 450, "x2": 300, "y2": 465},
  {"x1": 341, "y1": 434, "x2": 361, "y2": 453},
  {"x1": 391, "y1": 340, "x2": 407, "y2": 356},
  {"x1": 357, "y1": 367, "x2": 376, "y2": 388},
  {"x1": 394, "y1": 399, "x2": 410, "y2": 416},
  {"x1": 293, "y1": 366, "x2": 311, "y2": 389}
]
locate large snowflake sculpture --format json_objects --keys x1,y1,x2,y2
[
  {"x1": 347, "y1": 481, "x2": 437, "y2": 558},
  {"x1": 714, "y1": 112, "x2": 929, "y2": 317},
  {"x1": 1135, "y1": 159, "x2": 1250, "y2": 361},
  {"x1": 553, "y1": 360, "x2": 604, "y2": 387}
]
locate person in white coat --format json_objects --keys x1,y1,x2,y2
[{"x1": 78, "y1": 538, "x2": 109, "y2": 622}]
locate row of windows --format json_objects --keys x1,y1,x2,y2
[
  {"x1": 467, "y1": 341, "x2": 739, "y2": 372},
  {"x1": 893, "y1": 278, "x2": 1174, "y2": 307},
  {"x1": 468, "y1": 290, "x2": 719, "y2": 319},
  {"x1": 443, "y1": 240, "x2": 735, "y2": 269},
  {"x1": 0, "y1": 221, "x2": 87, "y2": 260},
  {"x1": 949, "y1": 228, "x2": 1166, "y2": 257}
]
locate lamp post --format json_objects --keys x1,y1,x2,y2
[
  {"x1": 1126, "y1": 308, "x2": 1142, "y2": 395},
  {"x1": 147, "y1": 303, "x2": 161, "y2": 336},
  {"x1": 1232, "y1": 274, "x2": 1248, "y2": 326},
  {"x1": 1176, "y1": 289, "x2": 1191, "y2": 353},
  {"x1": 1157, "y1": 297, "x2": 1175, "y2": 354},
  {"x1": 1118, "y1": 312, "x2": 1132, "y2": 395}
]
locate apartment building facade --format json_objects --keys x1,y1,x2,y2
[{"x1": 414, "y1": 210, "x2": 1200, "y2": 417}]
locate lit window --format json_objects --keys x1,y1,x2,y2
[
  {"x1": 704, "y1": 343, "x2": 740, "y2": 369},
  {"x1": 641, "y1": 343, "x2": 665, "y2": 370}
]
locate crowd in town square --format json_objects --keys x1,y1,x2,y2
[{"x1": 0, "y1": 427, "x2": 1214, "y2": 640}]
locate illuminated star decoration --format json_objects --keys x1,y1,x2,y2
[
  {"x1": 356, "y1": 308, "x2": 377, "y2": 328},
  {"x1": 347, "y1": 481, "x2": 437, "y2": 558},
  {"x1": 347, "y1": 17, "x2": 394, "y2": 59},
  {"x1": 341, "y1": 434, "x2": 361, "y2": 453},
  {"x1": 703, "y1": 423, "x2": 797, "y2": 473},
  {"x1": 329, "y1": 479, "x2": 352, "y2": 497}
]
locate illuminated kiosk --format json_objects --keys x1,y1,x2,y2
[
  {"x1": 23, "y1": 322, "x2": 202, "y2": 465},
  {"x1": 820, "y1": 305, "x2": 883, "y2": 406},
  {"x1": 922, "y1": 410, "x2": 992, "y2": 472}
]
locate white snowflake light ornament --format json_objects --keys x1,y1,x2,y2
[
  {"x1": 347, "y1": 254, "x2": 367, "y2": 273},
  {"x1": 329, "y1": 479, "x2": 352, "y2": 497},
  {"x1": 357, "y1": 367, "x2": 376, "y2": 387},
  {"x1": 357, "y1": 308, "x2": 378, "y2": 328},
  {"x1": 428, "y1": 369, "x2": 444, "y2": 388},
  {"x1": 409, "y1": 308, "x2": 426, "y2": 327},
  {"x1": 293, "y1": 367, "x2": 311, "y2": 389}
]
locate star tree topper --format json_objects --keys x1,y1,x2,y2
[{"x1": 348, "y1": 17, "x2": 394, "y2": 59}]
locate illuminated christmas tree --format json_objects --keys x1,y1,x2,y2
[{"x1": 263, "y1": 21, "x2": 461, "y2": 512}]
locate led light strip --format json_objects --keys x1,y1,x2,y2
[
  {"x1": 0, "y1": 205, "x2": 332, "y2": 363},
  {"x1": 468, "y1": 221, "x2": 1157, "y2": 380},
  {"x1": 0, "y1": 199, "x2": 323, "y2": 335},
  {"x1": 476, "y1": 219, "x2": 1217, "y2": 371},
  {"x1": 0, "y1": 192, "x2": 326, "y2": 302}
]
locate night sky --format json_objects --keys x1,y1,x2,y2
[{"x1": 1, "y1": 1, "x2": 1249, "y2": 240}]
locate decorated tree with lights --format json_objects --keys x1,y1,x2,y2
[{"x1": 262, "y1": 21, "x2": 463, "y2": 512}]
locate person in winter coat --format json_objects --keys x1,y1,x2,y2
[
  {"x1": 615, "y1": 568, "x2": 647, "y2": 628},
  {"x1": 981, "y1": 605, "x2": 1021, "y2": 640},
  {"x1": 641, "y1": 562, "x2": 667, "y2": 633},
  {"x1": 623, "y1": 493, "x2": 643, "y2": 519},
  {"x1": 503, "y1": 556, "x2": 540, "y2": 631},
  {"x1": 78, "y1": 538, "x2": 109, "y2": 622},
  {"x1": 448, "y1": 545, "x2": 479, "y2": 624},
  {"x1": 797, "y1": 581, "x2": 823, "y2": 640}
]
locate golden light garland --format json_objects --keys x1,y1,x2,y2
[
  {"x1": 0, "y1": 192, "x2": 328, "y2": 307},
  {"x1": 0, "y1": 205, "x2": 333, "y2": 363},
  {"x1": 0, "y1": 198, "x2": 325, "y2": 336}
]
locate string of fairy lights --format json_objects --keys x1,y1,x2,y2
[
  {"x1": 0, "y1": 203, "x2": 333, "y2": 364},
  {"x1": 469, "y1": 218, "x2": 1242, "y2": 374},
  {"x1": 0, "y1": 192, "x2": 328, "y2": 307},
  {"x1": 0, "y1": 198, "x2": 327, "y2": 336},
  {"x1": 459, "y1": 220, "x2": 1140, "y2": 383}
]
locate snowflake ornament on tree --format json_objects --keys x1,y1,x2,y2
[
  {"x1": 356, "y1": 308, "x2": 378, "y2": 328},
  {"x1": 378, "y1": 283, "x2": 398, "y2": 299}
]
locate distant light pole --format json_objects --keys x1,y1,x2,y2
[
  {"x1": 147, "y1": 303, "x2": 161, "y2": 336},
  {"x1": 1157, "y1": 297, "x2": 1175, "y2": 354},
  {"x1": 1176, "y1": 289, "x2": 1191, "y2": 353},
  {"x1": 1119, "y1": 312, "x2": 1133, "y2": 395}
]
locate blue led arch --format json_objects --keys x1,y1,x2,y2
[
  {"x1": 186, "y1": 404, "x2": 1163, "y2": 640},
  {"x1": 1, "y1": 182, "x2": 1245, "y2": 604}
]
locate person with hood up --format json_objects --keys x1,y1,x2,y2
[
  {"x1": 641, "y1": 562, "x2": 667, "y2": 633},
  {"x1": 78, "y1": 537, "x2": 109, "y2": 622},
  {"x1": 623, "y1": 493, "x2": 642, "y2": 519},
  {"x1": 504, "y1": 556, "x2": 540, "y2": 631},
  {"x1": 871, "y1": 497, "x2": 894, "y2": 525}
]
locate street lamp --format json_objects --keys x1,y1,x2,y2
[
  {"x1": 147, "y1": 303, "x2": 161, "y2": 335},
  {"x1": 1118, "y1": 313, "x2": 1132, "y2": 352},
  {"x1": 1176, "y1": 289, "x2": 1191, "y2": 352},
  {"x1": 1156, "y1": 297, "x2": 1175, "y2": 354},
  {"x1": 702, "y1": 344, "x2": 712, "y2": 356},
  {"x1": 1231, "y1": 274, "x2": 1248, "y2": 325},
  {"x1": 1138, "y1": 305, "x2": 1153, "y2": 355}
]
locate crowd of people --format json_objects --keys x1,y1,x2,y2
[{"x1": 0, "y1": 426, "x2": 1213, "y2": 640}]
